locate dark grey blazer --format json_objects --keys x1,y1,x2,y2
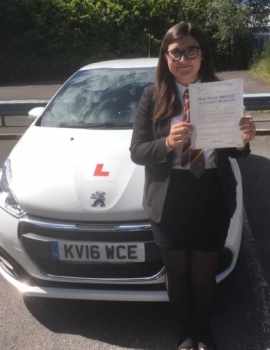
[{"x1": 130, "y1": 85, "x2": 250, "y2": 223}]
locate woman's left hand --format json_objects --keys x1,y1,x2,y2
[{"x1": 239, "y1": 114, "x2": 256, "y2": 146}]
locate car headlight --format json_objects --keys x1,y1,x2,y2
[{"x1": 0, "y1": 159, "x2": 25, "y2": 217}]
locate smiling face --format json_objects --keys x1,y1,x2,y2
[{"x1": 165, "y1": 35, "x2": 203, "y2": 86}]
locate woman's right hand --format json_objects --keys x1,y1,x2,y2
[{"x1": 166, "y1": 121, "x2": 194, "y2": 150}]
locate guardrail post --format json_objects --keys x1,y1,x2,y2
[
  {"x1": 0, "y1": 100, "x2": 49, "y2": 128},
  {"x1": 1, "y1": 116, "x2": 5, "y2": 127}
]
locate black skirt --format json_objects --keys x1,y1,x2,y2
[{"x1": 150, "y1": 169, "x2": 231, "y2": 252}]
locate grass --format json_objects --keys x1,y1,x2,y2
[
  {"x1": 250, "y1": 58, "x2": 270, "y2": 81},
  {"x1": 251, "y1": 110, "x2": 270, "y2": 114},
  {"x1": 250, "y1": 43, "x2": 270, "y2": 81}
]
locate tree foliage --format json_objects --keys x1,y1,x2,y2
[
  {"x1": 0, "y1": 0, "x2": 268, "y2": 82},
  {"x1": 244, "y1": 0, "x2": 270, "y2": 29},
  {"x1": 204, "y1": 0, "x2": 253, "y2": 69}
]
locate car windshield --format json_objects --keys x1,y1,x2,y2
[{"x1": 40, "y1": 67, "x2": 156, "y2": 128}]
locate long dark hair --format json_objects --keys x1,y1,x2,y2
[{"x1": 153, "y1": 21, "x2": 218, "y2": 121}]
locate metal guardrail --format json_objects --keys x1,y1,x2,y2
[
  {"x1": 0, "y1": 100, "x2": 48, "y2": 126},
  {"x1": 0, "y1": 94, "x2": 270, "y2": 127},
  {"x1": 243, "y1": 94, "x2": 270, "y2": 112}
]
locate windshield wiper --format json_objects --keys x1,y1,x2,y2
[{"x1": 58, "y1": 122, "x2": 132, "y2": 129}]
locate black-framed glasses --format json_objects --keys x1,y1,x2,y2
[{"x1": 166, "y1": 47, "x2": 201, "y2": 61}]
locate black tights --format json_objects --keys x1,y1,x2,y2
[{"x1": 161, "y1": 248, "x2": 219, "y2": 345}]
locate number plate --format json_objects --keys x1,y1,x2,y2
[{"x1": 50, "y1": 241, "x2": 145, "y2": 262}]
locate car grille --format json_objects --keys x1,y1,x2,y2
[{"x1": 18, "y1": 215, "x2": 164, "y2": 281}]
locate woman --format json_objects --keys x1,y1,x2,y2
[{"x1": 130, "y1": 22, "x2": 256, "y2": 350}]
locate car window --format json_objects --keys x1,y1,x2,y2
[{"x1": 40, "y1": 67, "x2": 155, "y2": 128}]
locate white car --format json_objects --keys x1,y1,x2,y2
[{"x1": 0, "y1": 58, "x2": 243, "y2": 301}]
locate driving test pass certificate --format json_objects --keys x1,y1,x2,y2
[{"x1": 189, "y1": 78, "x2": 244, "y2": 149}]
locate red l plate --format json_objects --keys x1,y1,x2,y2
[{"x1": 93, "y1": 164, "x2": 109, "y2": 176}]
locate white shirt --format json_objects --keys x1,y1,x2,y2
[{"x1": 171, "y1": 81, "x2": 217, "y2": 169}]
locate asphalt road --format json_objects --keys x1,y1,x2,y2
[{"x1": 0, "y1": 135, "x2": 270, "y2": 350}]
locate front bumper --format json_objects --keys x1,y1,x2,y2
[
  {"x1": 0, "y1": 209, "x2": 240, "y2": 301},
  {"x1": 0, "y1": 266, "x2": 168, "y2": 301}
]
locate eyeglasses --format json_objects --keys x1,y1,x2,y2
[{"x1": 166, "y1": 47, "x2": 201, "y2": 61}]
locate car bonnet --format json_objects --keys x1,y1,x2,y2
[{"x1": 7, "y1": 126, "x2": 147, "y2": 221}]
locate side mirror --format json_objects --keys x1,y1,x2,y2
[{"x1": 28, "y1": 107, "x2": 45, "y2": 120}]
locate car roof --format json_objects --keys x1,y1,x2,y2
[{"x1": 80, "y1": 58, "x2": 158, "y2": 70}]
